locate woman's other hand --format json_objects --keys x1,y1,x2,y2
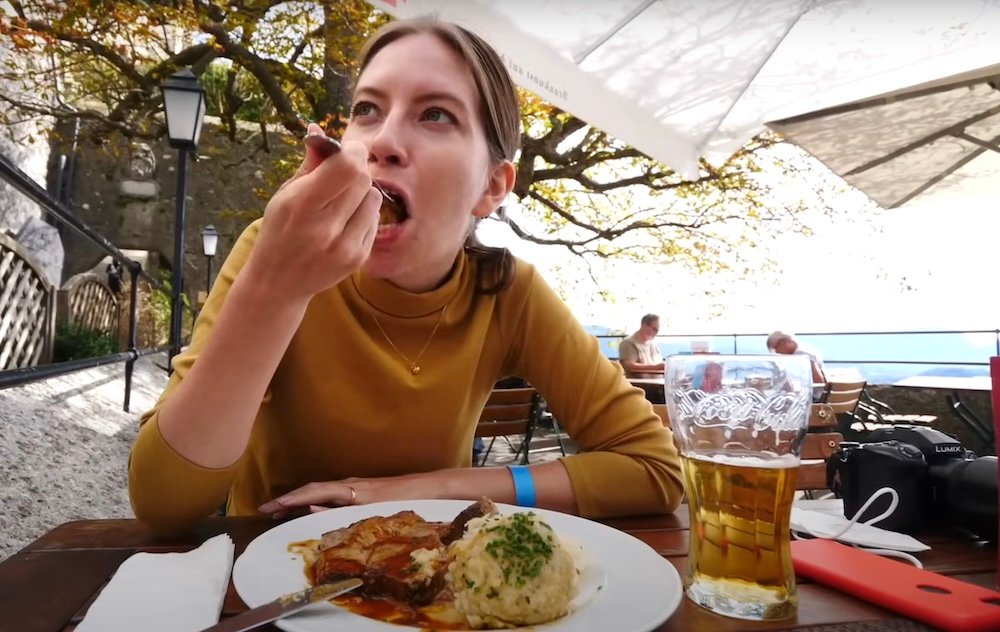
[
  {"x1": 257, "y1": 461, "x2": 577, "y2": 519},
  {"x1": 244, "y1": 122, "x2": 382, "y2": 302},
  {"x1": 257, "y1": 474, "x2": 429, "y2": 518}
]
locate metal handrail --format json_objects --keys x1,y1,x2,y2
[
  {"x1": 0, "y1": 346, "x2": 169, "y2": 410},
  {"x1": 1, "y1": 151, "x2": 149, "y2": 285},
  {"x1": 650, "y1": 328, "x2": 1000, "y2": 337},
  {"x1": 0, "y1": 151, "x2": 193, "y2": 409},
  {"x1": 593, "y1": 328, "x2": 1000, "y2": 368}
]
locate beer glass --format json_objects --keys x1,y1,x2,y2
[{"x1": 665, "y1": 354, "x2": 812, "y2": 620}]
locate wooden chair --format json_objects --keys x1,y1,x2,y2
[
  {"x1": 652, "y1": 404, "x2": 670, "y2": 428},
  {"x1": 825, "y1": 381, "x2": 939, "y2": 436},
  {"x1": 822, "y1": 379, "x2": 866, "y2": 415},
  {"x1": 533, "y1": 398, "x2": 569, "y2": 458},
  {"x1": 474, "y1": 388, "x2": 542, "y2": 466},
  {"x1": 821, "y1": 379, "x2": 872, "y2": 437},
  {"x1": 800, "y1": 403, "x2": 842, "y2": 492},
  {"x1": 855, "y1": 389, "x2": 937, "y2": 430}
]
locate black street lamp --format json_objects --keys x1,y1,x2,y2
[
  {"x1": 160, "y1": 68, "x2": 205, "y2": 373},
  {"x1": 202, "y1": 224, "x2": 218, "y2": 293}
]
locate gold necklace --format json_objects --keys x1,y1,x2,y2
[{"x1": 370, "y1": 305, "x2": 448, "y2": 375}]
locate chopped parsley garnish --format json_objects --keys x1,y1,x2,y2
[{"x1": 483, "y1": 513, "x2": 555, "y2": 587}]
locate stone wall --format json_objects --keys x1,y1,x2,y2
[
  {"x1": 866, "y1": 385, "x2": 995, "y2": 455},
  {"x1": 0, "y1": 36, "x2": 52, "y2": 240},
  {"x1": 57, "y1": 118, "x2": 300, "y2": 299}
]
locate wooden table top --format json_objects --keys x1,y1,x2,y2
[
  {"x1": 629, "y1": 378, "x2": 665, "y2": 385},
  {"x1": 1, "y1": 510, "x2": 996, "y2": 631}
]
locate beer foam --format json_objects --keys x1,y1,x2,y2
[{"x1": 685, "y1": 453, "x2": 800, "y2": 469}]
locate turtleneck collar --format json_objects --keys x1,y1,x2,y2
[{"x1": 348, "y1": 252, "x2": 468, "y2": 318}]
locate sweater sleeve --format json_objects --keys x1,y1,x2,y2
[
  {"x1": 501, "y1": 265, "x2": 684, "y2": 518},
  {"x1": 127, "y1": 220, "x2": 262, "y2": 536}
]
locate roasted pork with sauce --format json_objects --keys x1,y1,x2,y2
[{"x1": 314, "y1": 498, "x2": 497, "y2": 605}]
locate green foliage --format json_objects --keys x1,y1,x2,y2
[
  {"x1": 201, "y1": 61, "x2": 269, "y2": 122},
  {"x1": 151, "y1": 270, "x2": 194, "y2": 340},
  {"x1": 53, "y1": 322, "x2": 117, "y2": 362},
  {"x1": 150, "y1": 273, "x2": 173, "y2": 342}
]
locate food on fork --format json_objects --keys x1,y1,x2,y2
[
  {"x1": 374, "y1": 183, "x2": 408, "y2": 227},
  {"x1": 300, "y1": 132, "x2": 408, "y2": 227}
]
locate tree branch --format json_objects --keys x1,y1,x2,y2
[
  {"x1": 290, "y1": 24, "x2": 324, "y2": 66},
  {"x1": 0, "y1": 92, "x2": 156, "y2": 139},
  {"x1": 200, "y1": 22, "x2": 306, "y2": 134},
  {"x1": 222, "y1": 67, "x2": 243, "y2": 141},
  {"x1": 21, "y1": 18, "x2": 151, "y2": 90}
]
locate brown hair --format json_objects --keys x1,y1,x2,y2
[
  {"x1": 355, "y1": 17, "x2": 521, "y2": 294},
  {"x1": 641, "y1": 314, "x2": 660, "y2": 327}
]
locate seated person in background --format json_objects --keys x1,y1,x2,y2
[
  {"x1": 766, "y1": 330, "x2": 827, "y2": 385},
  {"x1": 619, "y1": 314, "x2": 665, "y2": 379}
]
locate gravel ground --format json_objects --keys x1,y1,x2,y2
[{"x1": 0, "y1": 353, "x2": 168, "y2": 562}]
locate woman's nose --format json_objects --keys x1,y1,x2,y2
[{"x1": 367, "y1": 116, "x2": 408, "y2": 167}]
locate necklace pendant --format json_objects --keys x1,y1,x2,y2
[{"x1": 411, "y1": 365, "x2": 421, "y2": 375}]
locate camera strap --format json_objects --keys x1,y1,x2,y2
[{"x1": 791, "y1": 488, "x2": 929, "y2": 567}]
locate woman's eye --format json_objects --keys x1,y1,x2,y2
[
  {"x1": 422, "y1": 107, "x2": 456, "y2": 124},
  {"x1": 351, "y1": 101, "x2": 377, "y2": 118}
]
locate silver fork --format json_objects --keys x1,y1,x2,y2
[{"x1": 302, "y1": 133, "x2": 401, "y2": 208}]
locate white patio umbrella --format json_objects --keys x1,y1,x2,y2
[
  {"x1": 769, "y1": 69, "x2": 1000, "y2": 209},
  {"x1": 367, "y1": 0, "x2": 1000, "y2": 180}
]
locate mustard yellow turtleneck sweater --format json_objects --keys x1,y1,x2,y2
[{"x1": 128, "y1": 220, "x2": 683, "y2": 534}]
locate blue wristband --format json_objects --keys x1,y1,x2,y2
[{"x1": 508, "y1": 465, "x2": 536, "y2": 507}]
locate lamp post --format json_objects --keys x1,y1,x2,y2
[
  {"x1": 160, "y1": 68, "x2": 205, "y2": 373},
  {"x1": 201, "y1": 224, "x2": 218, "y2": 293}
]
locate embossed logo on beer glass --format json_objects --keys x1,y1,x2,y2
[
  {"x1": 664, "y1": 354, "x2": 813, "y2": 621},
  {"x1": 678, "y1": 390, "x2": 808, "y2": 433}
]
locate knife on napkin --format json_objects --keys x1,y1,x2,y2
[{"x1": 199, "y1": 578, "x2": 362, "y2": 632}]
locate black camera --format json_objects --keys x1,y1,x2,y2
[{"x1": 826, "y1": 425, "x2": 998, "y2": 539}]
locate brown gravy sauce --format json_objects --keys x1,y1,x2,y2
[
  {"x1": 331, "y1": 593, "x2": 469, "y2": 630},
  {"x1": 287, "y1": 539, "x2": 469, "y2": 631}
]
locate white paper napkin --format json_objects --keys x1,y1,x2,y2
[
  {"x1": 77, "y1": 533, "x2": 235, "y2": 632},
  {"x1": 792, "y1": 498, "x2": 930, "y2": 552}
]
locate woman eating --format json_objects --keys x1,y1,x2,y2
[{"x1": 128, "y1": 17, "x2": 683, "y2": 536}]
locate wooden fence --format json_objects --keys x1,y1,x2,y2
[
  {"x1": 1, "y1": 233, "x2": 120, "y2": 371},
  {"x1": 57, "y1": 272, "x2": 119, "y2": 336},
  {"x1": 0, "y1": 231, "x2": 55, "y2": 370}
]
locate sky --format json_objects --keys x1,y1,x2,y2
[{"x1": 478, "y1": 146, "x2": 999, "y2": 337}]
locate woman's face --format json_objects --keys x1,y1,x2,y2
[{"x1": 343, "y1": 33, "x2": 514, "y2": 292}]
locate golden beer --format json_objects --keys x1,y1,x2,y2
[{"x1": 681, "y1": 453, "x2": 799, "y2": 620}]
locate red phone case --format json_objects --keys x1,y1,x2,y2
[{"x1": 791, "y1": 539, "x2": 1000, "y2": 632}]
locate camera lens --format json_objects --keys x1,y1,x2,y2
[{"x1": 933, "y1": 456, "x2": 998, "y2": 540}]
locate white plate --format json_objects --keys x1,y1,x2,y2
[{"x1": 233, "y1": 500, "x2": 682, "y2": 632}]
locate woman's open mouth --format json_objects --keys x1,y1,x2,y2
[{"x1": 375, "y1": 183, "x2": 409, "y2": 229}]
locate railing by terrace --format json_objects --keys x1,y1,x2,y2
[
  {"x1": 0, "y1": 151, "x2": 194, "y2": 411},
  {"x1": 595, "y1": 329, "x2": 1000, "y2": 385}
]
